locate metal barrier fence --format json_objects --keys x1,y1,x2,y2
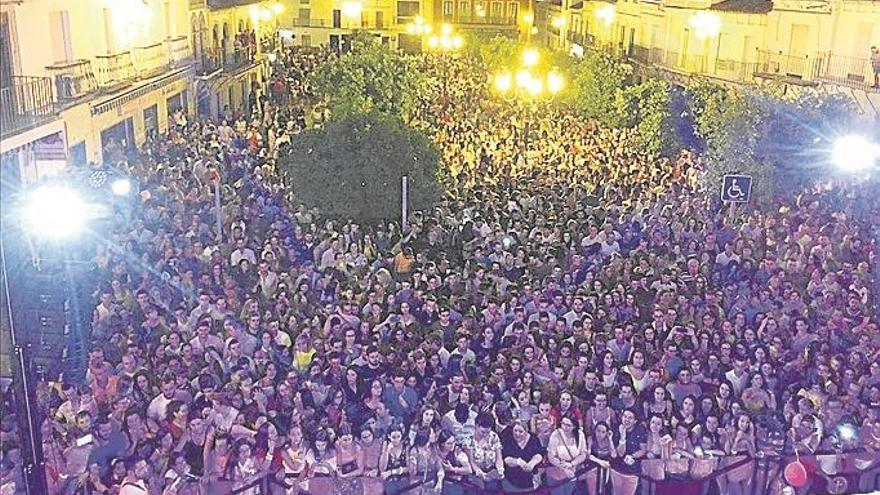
[{"x1": 197, "y1": 450, "x2": 880, "y2": 495}]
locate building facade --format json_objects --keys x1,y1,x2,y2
[
  {"x1": 542, "y1": 0, "x2": 880, "y2": 117},
  {"x1": 0, "y1": 0, "x2": 275, "y2": 184},
  {"x1": 1, "y1": 0, "x2": 194, "y2": 180},
  {"x1": 191, "y1": 0, "x2": 273, "y2": 121}
]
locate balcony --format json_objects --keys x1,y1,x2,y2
[
  {"x1": 816, "y1": 52, "x2": 878, "y2": 92},
  {"x1": 292, "y1": 18, "x2": 331, "y2": 27},
  {"x1": 94, "y1": 51, "x2": 135, "y2": 89},
  {"x1": 754, "y1": 50, "x2": 821, "y2": 84},
  {"x1": 46, "y1": 59, "x2": 98, "y2": 101},
  {"x1": 166, "y1": 35, "x2": 193, "y2": 68},
  {"x1": 711, "y1": 58, "x2": 757, "y2": 83},
  {"x1": 197, "y1": 44, "x2": 257, "y2": 77},
  {"x1": 444, "y1": 14, "x2": 517, "y2": 26},
  {"x1": 132, "y1": 43, "x2": 168, "y2": 79},
  {"x1": 0, "y1": 76, "x2": 57, "y2": 140}
]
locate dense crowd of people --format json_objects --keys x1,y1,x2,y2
[{"x1": 1, "y1": 41, "x2": 879, "y2": 495}]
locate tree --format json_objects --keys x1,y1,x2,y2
[
  {"x1": 279, "y1": 112, "x2": 441, "y2": 221},
  {"x1": 568, "y1": 50, "x2": 632, "y2": 128},
  {"x1": 310, "y1": 34, "x2": 427, "y2": 121},
  {"x1": 616, "y1": 78, "x2": 678, "y2": 156}
]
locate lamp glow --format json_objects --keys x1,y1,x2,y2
[
  {"x1": 452, "y1": 35, "x2": 463, "y2": 49},
  {"x1": 522, "y1": 11, "x2": 534, "y2": 24},
  {"x1": 688, "y1": 11, "x2": 721, "y2": 39},
  {"x1": 495, "y1": 72, "x2": 513, "y2": 93},
  {"x1": 523, "y1": 48, "x2": 539, "y2": 67},
  {"x1": 341, "y1": 1, "x2": 362, "y2": 18},
  {"x1": 525, "y1": 77, "x2": 543, "y2": 97},
  {"x1": 547, "y1": 71, "x2": 564, "y2": 94},
  {"x1": 515, "y1": 69, "x2": 532, "y2": 88},
  {"x1": 23, "y1": 186, "x2": 90, "y2": 239},
  {"x1": 111, "y1": 178, "x2": 132, "y2": 196},
  {"x1": 271, "y1": 2, "x2": 284, "y2": 14},
  {"x1": 833, "y1": 135, "x2": 880, "y2": 172},
  {"x1": 427, "y1": 35, "x2": 440, "y2": 49},
  {"x1": 595, "y1": 4, "x2": 616, "y2": 26},
  {"x1": 441, "y1": 23, "x2": 453, "y2": 35},
  {"x1": 260, "y1": 8, "x2": 272, "y2": 21},
  {"x1": 551, "y1": 15, "x2": 566, "y2": 29}
]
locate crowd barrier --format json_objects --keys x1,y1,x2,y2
[{"x1": 210, "y1": 450, "x2": 880, "y2": 495}]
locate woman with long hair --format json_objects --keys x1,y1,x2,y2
[
  {"x1": 466, "y1": 412, "x2": 505, "y2": 492},
  {"x1": 279, "y1": 425, "x2": 308, "y2": 494},
  {"x1": 546, "y1": 413, "x2": 588, "y2": 495},
  {"x1": 584, "y1": 422, "x2": 616, "y2": 495},
  {"x1": 380, "y1": 424, "x2": 410, "y2": 495},
  {"x1": 334, "y1": 425, "x2": 365, "y2": 495},
  {"x1": 724, "y1": 414, "x2": 756, "y2": 495},
  {"x1": 437, "y1": 429, "x2": 471, "y2": 495}
]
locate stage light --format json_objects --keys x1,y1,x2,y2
[
  {"x1": 833, "y1": 135, "x2": 879, "y2": 173},
  {"x1": 111, "y1": 178, "x2": 132, "y2": 196},
  {"x1": 23, "y1": 186, "x2": 90, "y2": 239}
]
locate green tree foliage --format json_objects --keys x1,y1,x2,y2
[
  {"x1": 477, "y1": 35, "x2": 522, "y2": 71},
  {"x1": 616, "y1": 78, "x2": 678, "y2": 156},
  {"x1": 568, "y1": 50, "x2": 632, "y2": 128},
  {"x1": 686, "y1": 81, "x2": 856, "y2": 202},
  {"x1": 686, "y1": 81, "x2": 774, "y2": 202},
  {"x1": 310, "y1": 34, "x2": 427, "y2": 121},
  {"x1": 279, "y1": 112, "x2": 441, "y2": 221}
]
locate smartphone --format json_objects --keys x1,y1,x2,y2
[{"x1": 76, "y1": 434, "x2": 94, "y2": 447}]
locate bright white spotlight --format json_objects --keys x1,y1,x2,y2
[
  {"x1": 833, "y1": 135, "x2": 880, "y2": 173},
  {"x1": 22, "y1": 185, "x2": 89, "y2": 239},
  {"x1": 111, "y1": 178, "x2": 132, "y2": 196}
]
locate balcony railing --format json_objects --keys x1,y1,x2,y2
[
  {"x1": 46, "y1": 59, "x2": 98, "y2": 101},
  {"x1": 94, "y1": 51, "x2": 135, "y2": 88},
  {"x1": 166, "y1": 35, "x2": 193, "y2": 68},
  {"x1": 816, "y1": 52, "x2": 877, "y2": 92},
  {"x1": 197, "y1": 44, "x2": 257, "y2": 76},
  {"x1": 754, "y1": 50, "x2": 821, "y2": 82},
  {"x1": 292, "y1": 18, "x2": 330, "y2": 27},
  {"x1": 445, "y1": 14, "x2": 517, "y2": 25},
  {"x1": 132, "y1": 43, "x2": 168, "y2": 78},
  {"x1": 712, "y1": 58, "x2": 757, "y2": 82},
  {"x1": 0, "y1": 76, "x2": 57, "y2": 139}
]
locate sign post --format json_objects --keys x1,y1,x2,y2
[
  {"x1": 401, "y1": 175, "x2": 408, "y2": 233},
  {"x1": 721, "y1": 174, "x2": 753, "y2": 203}
]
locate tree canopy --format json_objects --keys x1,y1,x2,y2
[
  {"x1": 279, "y1": 112, "x2": 441, "y2": 221},
  {"x1": 310, "y1": 34, "x2": 428, "y2": 121}
]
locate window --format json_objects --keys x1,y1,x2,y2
[
  {"x1": 376, "y1": 11, "x2": 384, "y2": 28},
  {"x1": 458, "y1": 1, "x2": 470, "y2": 17},
  {"x1": 491, "y1": 1, "x2": 502, "y2": 19},
  {"x1": 506, "y1": 2, "x2": 518, "y2": 20},
  {"x1": 332, "y1": 9, "x2": 341, "y2": 28},
  {"x1": 443, "y1": 1, "x2": 454, "y2": 17},
  {"x1": 474, "y1": 1, "x2": 486, "y2": 17},
  {"x1": 301, "y1": 34, "x2": 311, "y2": 47},
  {"x1": 298, "y1": 9, "x2": 310, "y2": 25}
]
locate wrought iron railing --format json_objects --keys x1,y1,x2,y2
[
  {"x1": 754, "y1": 49, "x2": 822, "y2": 81},
  {"x1": 0, "y1": 76, "x2": 57, "y2": 139},
  {"x1": 46, "y1": 59, "x2": 98, "y2": 101},
  {"x1": 816, "y1": 52, "x2": 877, "y2": 92},
  {"x1": 94, "y1": 51, "x2": 135, "y2": 88},
  {"x1": 166, "y1": 35, "x2": 193, "y2": 68},
  {"x1": 132, "y1": 42, "x2": 168, "y2": 78},
  {"x1": 446, "y1": 14, "x2": 517, "y2": 25}
]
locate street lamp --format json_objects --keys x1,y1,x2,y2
[
  {"x1": 688, "y1": 11, "x2": 721, "y2": 39},
  {"x1": 424, "y1": 24, "x2": 464, "y2": 106},
  {"x1": 595, "y1": 4, "x2": 616, "y2": 26},
  {"x1": 522, "y1": 47, "x2": 539, "y2": 67},
  {"x1": 493, "y1": 51, "x2": 565, "y2": 164}
]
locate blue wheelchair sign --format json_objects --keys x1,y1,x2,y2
[{"x1": 721, "y1": 174, "x2": 752, "y2": 203}]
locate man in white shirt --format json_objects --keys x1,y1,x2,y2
[
  {"x1": 146, "y1": 376, "x2": 179, "y2": 422},
  {"x1": 230, "y1": 238, "x2": 257, "y2": 267}
]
